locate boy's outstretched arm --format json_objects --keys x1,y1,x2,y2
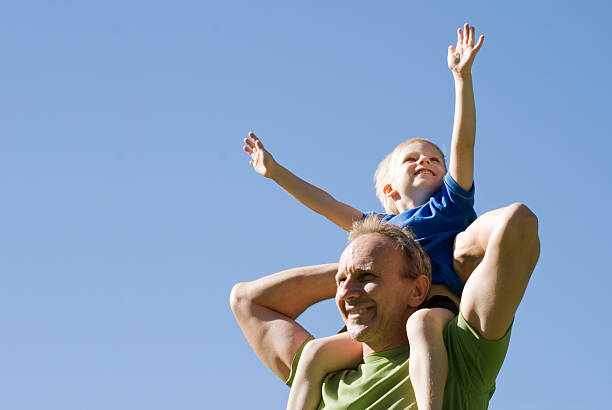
[
  {"x1": 447, "y1": 23, "x2": 484, "y2": 191},
  {"x1": 243, "y1": 132, "x2": 363, "y2": 231}
]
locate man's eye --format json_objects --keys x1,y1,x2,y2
[{"x1": 431, "y1": 158, "x2": 440, "y2": 162}]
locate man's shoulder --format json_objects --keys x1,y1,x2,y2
[
  {"x1": 320, "y1": 346, "x2": 416, "y2": 409},
  {"x1": 442, "y1": 314, "x2": 512, "y2": 410}
]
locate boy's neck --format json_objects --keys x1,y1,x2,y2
[{"x1": 394, "y1": 191, "x2": 432, "y2": 213}]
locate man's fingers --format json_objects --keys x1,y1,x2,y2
[
  {"x1": 255, "y1": 140, "x2": 264, "y2": 150},
  {"x1": 448, "y1": 45, "x2": 455, "y2": 55},
  {"x1": 457, "y1": 27, "x2": 463, "y2": 45},
  {"x1": 243, "y1": 145, "x2": 254, "y2": 155},
  {"x1": 464, "y1": 23, "x2": 470, "y2": 44}
]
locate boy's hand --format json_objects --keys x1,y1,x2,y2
[
  {"x1": 242, "y1": 132, "x2": 362, "y2": 231},
  {"x1": 243, "y1": 132, "x2": 278, "y2": 178},
  {"x1": 448, "y1": 23, "x2": 484, "y2": 77}
]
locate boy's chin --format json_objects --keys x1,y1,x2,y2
[{"x1": 414, "y1": 179, "x2": 443, "y2": 190}]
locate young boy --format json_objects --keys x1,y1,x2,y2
[{"x1": 243, "y1": 24, "x2": 484, "y2": 410}]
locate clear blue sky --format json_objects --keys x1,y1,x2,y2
[{"x1": 1, "y1": 1, "x2": 610, "y2": 409}]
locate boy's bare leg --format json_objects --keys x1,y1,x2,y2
[
  {"x1": 287, "y1": 332, "x2": 363, "y2": 410},
  {"x1": 406, "y1": 307, "x2": 456, "y2": 410},
  {"x1": 453, "y1": 204, "x2": 530, "y2": 284},
  {"x1": 460, "y1": 203, "x2": 539, "y2": 340}
]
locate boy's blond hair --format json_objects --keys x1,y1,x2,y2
[{"x1": 374, "y1": 138, "x2": 447, "y2": 214}]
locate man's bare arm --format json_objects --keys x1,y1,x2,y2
[{"x1": 230, "y1": 263, "x2": 339, "y2": 381}]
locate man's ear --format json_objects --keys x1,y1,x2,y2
[
  {"x1": 406, "y1": 275, "x2": 430, "y2": 308},
  {"x1": 383, "y1": 184, "x2": 400, "y2": 200}
]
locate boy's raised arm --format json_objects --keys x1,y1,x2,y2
[
  {"x1": 447, "y1": 23, "x2": 484, "y2": 191},
  {"x1": 243, "y1": 132, "x2": 363, "y2": 231}
]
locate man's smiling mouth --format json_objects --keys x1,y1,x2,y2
[{"x1": 346, "y1": 306, "x2": 374, "y2": 319}]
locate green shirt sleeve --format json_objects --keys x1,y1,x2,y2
[
  {"x1": 442, "y1": 312, "x2": 513, "y2": 409},
  {"x1": 286, "y1": 336, "x2": 315, "y2": 387}
]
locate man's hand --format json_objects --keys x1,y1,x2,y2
[
  {"x1": 243, "y1": 131, "x2": 278, "y2": 178},
  {"x1": 230, "y1": 263, "x2": 339, "y2": 382},
  {"x1": 447, "y1": 23, "x2": 484, "y2": 76}
]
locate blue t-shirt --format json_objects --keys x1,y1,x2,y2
[{"x1": 366, "y1": 174, "x2": 476, "y2": 296}]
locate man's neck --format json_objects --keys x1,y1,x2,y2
[{"x1": 362, "y1": 338, "x2": 409, "y2": 357}]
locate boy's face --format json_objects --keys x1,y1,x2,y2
[{"x1": 388, "y1": 141, "x2": 445, "y2": 201}]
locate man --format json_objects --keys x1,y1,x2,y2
[{"x1": 230, "y1": 204, "x2": 540, "y2": 409}]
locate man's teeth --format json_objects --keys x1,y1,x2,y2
[{"x1": 348, "y1": 308, "x2": 369, "y2": 315}]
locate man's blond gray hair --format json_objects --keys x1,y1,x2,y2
[{"x1": 349, "y1": 215, "x2": 432, "y2": 283}]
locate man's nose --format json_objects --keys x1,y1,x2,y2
[{"x1": 337, "y1": 276, "x2": 361, "y2": 299}]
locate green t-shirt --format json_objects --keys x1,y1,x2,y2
[{"x1": 287, "y1": 313, "x2": 511, "y2": 410}]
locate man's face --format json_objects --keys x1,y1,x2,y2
[
  {"x1": 389, "y1": 141, "x2": 445, "y2": 201},
  {"x1": 335, "y1": 234, "x2": 417, "y2": 353}
]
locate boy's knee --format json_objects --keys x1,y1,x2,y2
[
  {"x1": 406, "y1": 308, "x2": 451, "y2": 339},
  {"x1": 495, "y1": 203, "x2": 540, "y2": 276},
  {"x1": 501, "y1": 203, "x2": 539, "y2": 236},
  {"x1": 301, "y1": 338, "x2": 325, "y2": 360},
  {"x1": 453, "y1": 203, "x2": 540, "y2": 281}
]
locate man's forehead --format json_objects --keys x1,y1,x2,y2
[
  {"x1": 339, "y1": 251, "x2": 376, "y2": 272},
  {"x1": 339, "y1": 234, "x2": 394, "y2": 268}
]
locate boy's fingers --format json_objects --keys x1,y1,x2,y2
[
  {"x1": 244, "y1": 138, "x2": 256, "y2": 148},
  {"x1": 474, "y1": 35, "x2": 485, "y2": 52}
]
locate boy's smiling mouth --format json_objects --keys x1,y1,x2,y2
[{"x1": 415, "y1": 168, "x2": 435, "y2": 176}]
